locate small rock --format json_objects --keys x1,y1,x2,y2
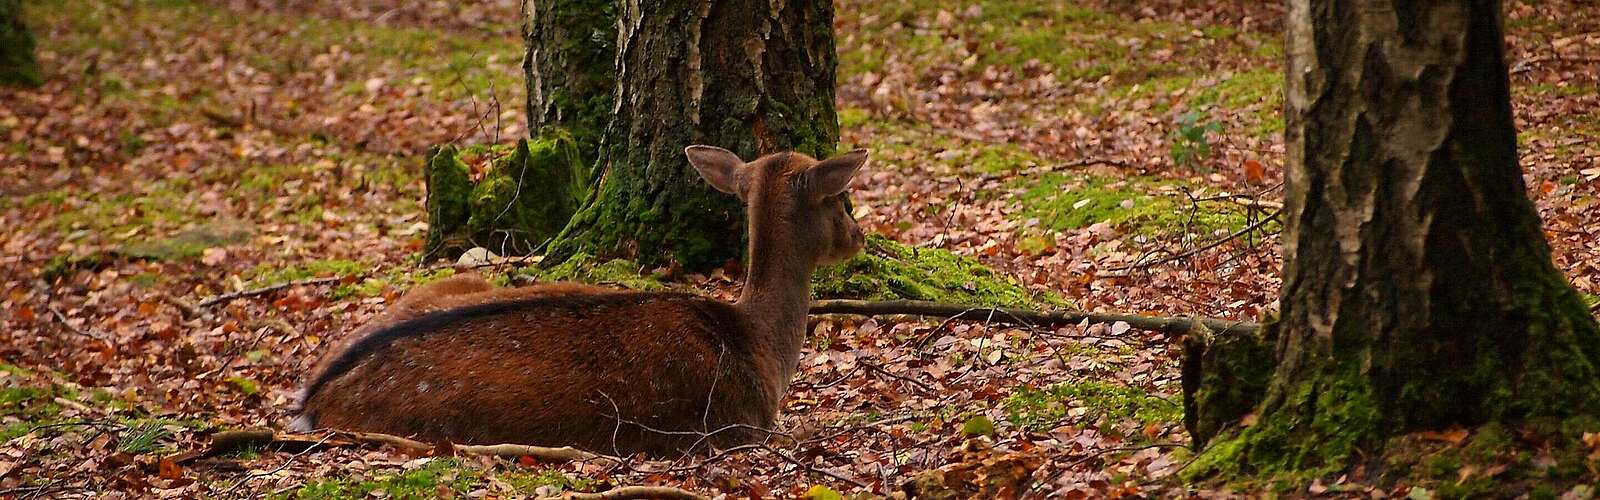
[{"x1": 457, "y1": 247, "x2": 497, "y2": 267}]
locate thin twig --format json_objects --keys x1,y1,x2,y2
[
  {"x1": 860, "y1": 361, "x2": 934, "y2": 392},
  {"x1": 1066, "y1": 442, "x2": 1189, "y2": 468},
  {"x1": 1511, "y1": 55, "x2": 1600, "y2": 74},
  {"x1": 1107, "y1": 208, "x2": 1282, "y2": 272},
  {"x1": 218, "y1": 432, "x2": 336, "y2": 496},
  {"x1": 545, "y1": 486, "x2": 706, "y2": 500},
  {"x1": 206, "y1": 429, "x2": 623, "y2": 464},
  {"x1": 47, "y1": 306, "x2": 111, "y2": 343},
  {"x1": 810, "y1": 299, "x2": 1259, "y2": 336},
  {"x1": 754, "y1": 442, "x2": 867, "y2": 488},
  {"x1": 196, "y1": 276, "x2": 344, "y2": 308}
]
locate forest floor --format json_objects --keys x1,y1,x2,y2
[{"x1": 3, "y1": 0, "x2": 1599, "y2": 498}]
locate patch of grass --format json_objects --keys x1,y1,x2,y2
[
  {"x1": 813, "y1": 233, "x2": 1065, "y2": 308},
  {"x1": 1003, "y1": 380, "x2": 1182, "y2": 433},
  {"x1": 1519, "y1": 82, "x2": 1596, "y2": 98},
  {"x1": 246, "y1": 259, "x2": 368, "y2": 287},
  {"x1": 1012, "y1": 173, "x2": 1268, "y2": 236},
  {"x1": 842, "y1": 113, "x2": 1046, "y2": 179},
  {"x1": 1085, "y1": 68, "x2": 1284, "y2": 140},
  {"x1": 339, "y1": 267, "x2": 460, "y2": 299},
  {"x1": 32, "y1": 0, "x2": 521, "y2": 102},
  {"x1": 498, "y1": 468, "x2": 596, "y2": 495},
  {"x1": 278, "y1": 458, "x2": 485, "y2": 500},
  {"x1": 839, "y1": 0, "x2": 1281, "y2": 85},
  {"x1": 116, "y1": 419, "x2": 175, "y2": 454},
  {"x1": 51, "y1": 178, "x2": 199, "y2": 237},
  {"x1": 119, "y1": 221, "x2": 255, "y2": 261},
  {"x1": 0, "y1": 386, "x2": 65, "y2": 442}
]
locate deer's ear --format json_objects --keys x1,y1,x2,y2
[
  {"x1": 807, "y1": 149, "x2": 867, "y2": 199},
  {"x1": 685, "y1": 145, "x2": 746, "y2": 196}
]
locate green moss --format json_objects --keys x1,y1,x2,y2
[
  {"x1": 424, "y1": 145, "x2": 475, "y2": 256},
  {"x1": 813, "y1": 234, "x2": 1063, "y2": 308},
  {"x1": 520, "y1": 252, "x2": 664, "y2": 291},
  {"x1": 1184, "y1": 362, "x2": 1384, "y2": 489},
  {"x1": 464, "y1": 135, "x2": 588, "y2": 254},
  {"x1": 838, "y1": 107, "x2": 872, "y2": 129},
  {"x1": 339, "y1": 267, "x2": 459, "y2": 299},
  {"x1": 1013, "y1": 173, "x2": 1269, "y2": 236},
  {"x1": 427, "y1": 134, "x2": 589, "y2": 259},
  {"x1": 1183, "y1": 324, "x2": 1280, "y2": 448},
  {"x1": 0, "y1": 385, "x2": 63, "y2": 442},
  {"x1": 961, "y1": 415, "x2": 996, "y2": 436},
  {"x1": 277, "y1": 458, "x2": 484, "y2": 500},
  {"x1": 1004, "y1": 380, "x2": 1181, "y2": 433},
  {"x1": 39, "y1": 252, "x2": 109, "y2": 280},
  {"x1": 119, "y1": 222, "x2": 254, "y2": 261}
]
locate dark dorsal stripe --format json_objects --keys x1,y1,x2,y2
[{"x1": 298, "y1": 291, "x2": 725, "y2": 409}]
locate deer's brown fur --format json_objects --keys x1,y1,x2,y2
[
  {"x1": 302, "y1": 274, "x2": 618, "y2": 384},
  {"x1": 291, "y1": 147, "x2": 866, "y2": 455}
]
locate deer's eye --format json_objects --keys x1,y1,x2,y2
[{"x1": 841, "y1": 195, "x2": 854, "y2": 215}]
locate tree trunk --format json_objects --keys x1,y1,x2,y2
[
  {"x1": 1185, "y1": 0, "x2": 1600, "y2": 480},
  {"x1": 523, "y1": 0, "x2": 615, "y2": 157},
  {"x1": 539, "y1": 0, "x2": 840, "y2": 270},
  {"x1": 0, "y1": 0, "x2": 40, "y2": 87}
]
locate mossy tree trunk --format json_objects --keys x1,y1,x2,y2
[
  {"x1": 1185, "y1": 0, "x2": 1600, "y2": 480},
  {"x1": 532, "y1": 0, "x2": 840, "y2": 270},
  {"x1": 523, "y1": 0, "x2": 615, "y2": 158},
  {"x1": 1, "y1": 0, "x2": 41, "y2": 87}
]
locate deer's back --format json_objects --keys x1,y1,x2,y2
[{"x1": 296, "y1": 292, "x2": 772, "y2": 455}]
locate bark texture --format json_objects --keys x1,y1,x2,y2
[
  {"x1": 1186, "y1": 0, "x2": 1600, "y2": 479},
  {"x1": 523, "y1": 0, "x2": 616, "y2": 156},
  {"x1": 0, "y1": 0, "x2": 40, "y2": 87},
  {"x1": 541, "y1": 0, "x2": 840, "y2": 269}
]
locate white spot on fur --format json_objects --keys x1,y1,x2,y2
[{"x1": 288, "y1": 414, "x2": 314, "y2": 432}]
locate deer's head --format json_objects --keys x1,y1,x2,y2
[{"x1": 685, "y1": 146, "x2": 867, "y2": 267}]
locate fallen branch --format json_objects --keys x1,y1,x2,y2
[
  {"x1": 809, "y1": 299, "x2": 1258, "y2": 336},
  {"x1": 196, "y1": 276, "x2": 345, "y2": 308},
  {"x1": 544, "y1": 486, "x2": 706, "y2": 500},
  {"x1": 199, "y1": 105, "x2": 310, "y2": 138},
  {"x1": 1510, "y1": 55, "x2": 1600, "y2": 74},
  {"x1": 206, "y1": 429, "x2": 621, "y2": 464}
]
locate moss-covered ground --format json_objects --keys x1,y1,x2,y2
[
  {"x1": 274, "y1": 458, "x2": 593, "y2": 499},
  {"x1": 814, "y1": 233, "x2": 1065, "y2": 308}
]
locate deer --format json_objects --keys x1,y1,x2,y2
[{"x1": 289, "y1": 146, "x2": 868, "y2": 456}]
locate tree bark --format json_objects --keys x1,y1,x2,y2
[
  {"x1": 0, "y1": 0, "x2": 40, "y2": 87},
  {"x1": 1185, "y1": 0, "x2": 1600, "y2": 478},
  {"x1": 538, "y1": 0, "x2": 840, "y2": 270},
  {"x1": 523, "y1": 0, "x2": 615, "y2": 156}
]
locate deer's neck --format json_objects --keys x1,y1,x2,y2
[{"x1": 735, "y1": 222, "x2": 813, "y2": 394}]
